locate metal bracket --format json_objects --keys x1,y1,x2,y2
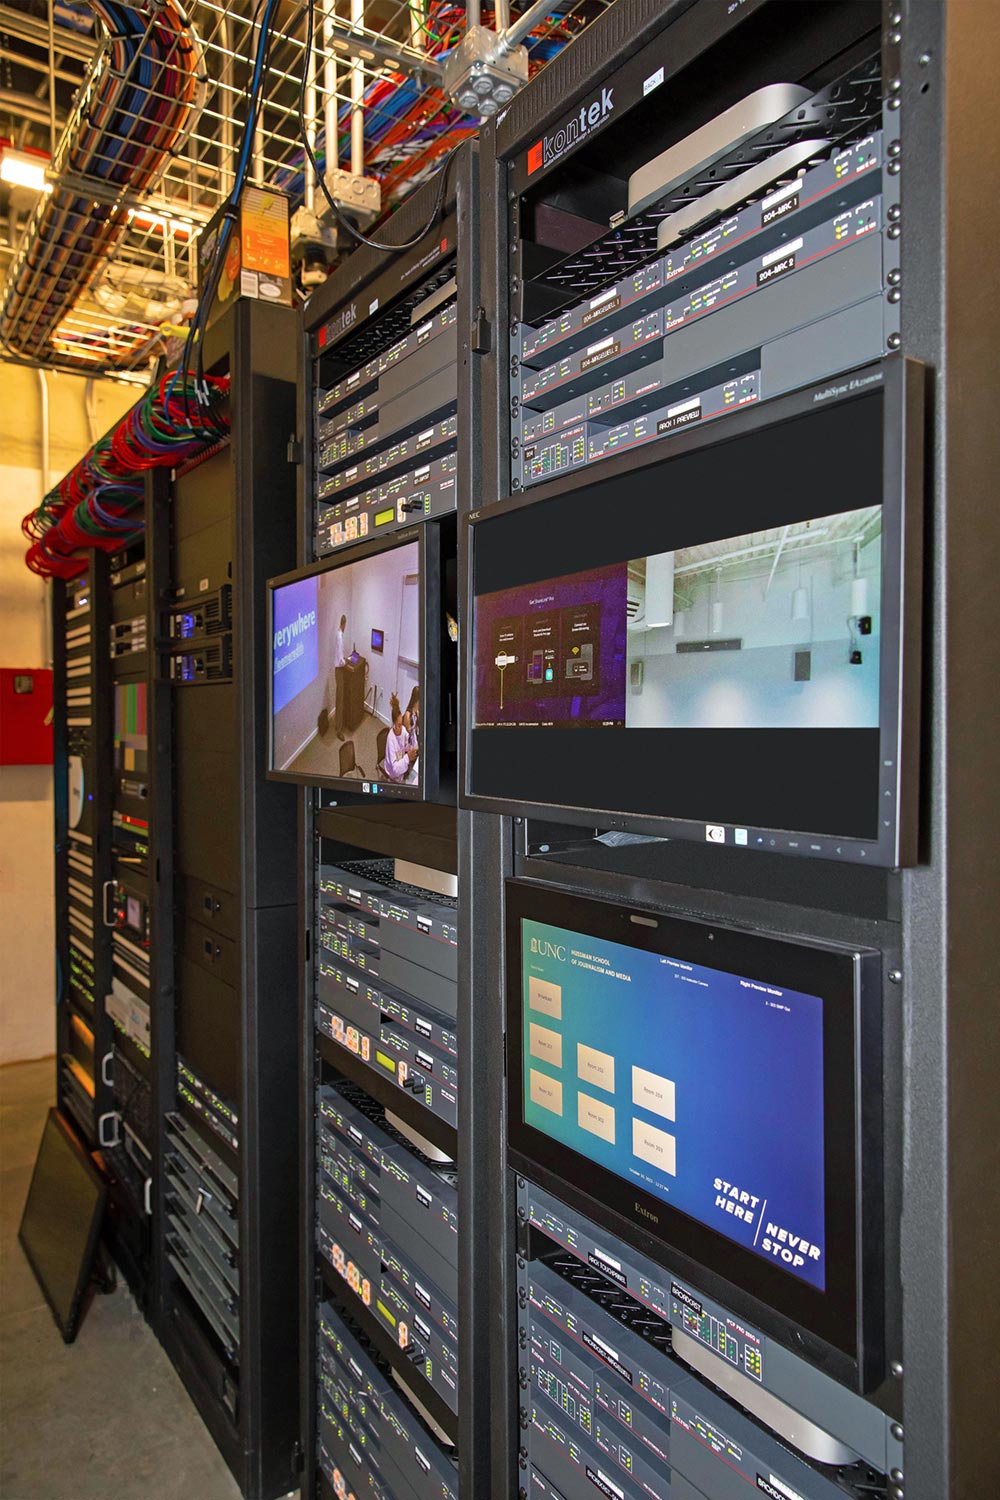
[
  {"x1": 471, "y1": 307, "x2": 492, "y2": 354},
  {"x1": 101, "y1": 878, "x2": 117, "y2": 928}
]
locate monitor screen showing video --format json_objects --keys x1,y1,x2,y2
[
  {"x1": 269, "y1": 536, "x2": 423, "y2": 795},
  {"x1": 468, "y1": 381, "x2": 920, "y2": 864},
  {"x1": 506, "y1": 881, "x2": 879, "y2": 1368}
]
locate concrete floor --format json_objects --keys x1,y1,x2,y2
[{"x1": 0, "y1": 1058, "x2": 241, "y2": 1500}]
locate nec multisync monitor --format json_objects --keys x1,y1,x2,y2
[
  {"x1": 467, "y1": 363, "x2": 923, "y2": 866},
  {"x1": 506, "y1": 880, "x2": 884, "y2": 1391},
  {"x1": 19, "y1": 1109, "x2": 107, "y2": 1342},
  {"x1": 268, "y1": 524, "x2": 454, "y2": 800}
]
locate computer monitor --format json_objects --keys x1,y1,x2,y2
[
  {"x1": 466, "y1": 363, "x2": 923, "y2": 866},
  {"x1": 113, "y1": 682, "x2": 147, "y2": 777},
  {"x1": 506, "y1": 880, "x2": 884, "y2": 1390},
  {"x1": 19, "y1": 1109, "x2": 107, "y2": 1342},
  {"x1": 268, "y1": 526, "x2": 448, "y2": 799}
]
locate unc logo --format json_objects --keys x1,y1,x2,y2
[{"x1": 529, "y1": 938, "x2": 566, "y2": 961}]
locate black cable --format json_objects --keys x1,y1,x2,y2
[{"x1": 296, "y1": 0, "x2": 458, "y2": 254}]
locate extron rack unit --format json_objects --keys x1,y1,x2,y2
[
  {"x1": 289, "y1": 142, "x2": 494, "y2": 1500},
  {"x1": 50, "y1": 299, "x2": 304, "y2": 1500},
  {"x1": 463, "y1": 3, "x2": 1000, "y2": 1499}
]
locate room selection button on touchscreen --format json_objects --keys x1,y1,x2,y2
[
  {"x1": 632, "y1": 1118, "x2": 677, "y2": 1175},
  {"x1": 530, "y1": 1070, "x2": 564, "y2": 1116},
  {"x1": 528, "y1": 975, "x2": 563, "y2": 1019},
  {"x1": 577, "y1": 1043, "x2": 615, "y2": 1093},
  {"x1": 577, "y1": 1093, "x2": 616, "y2": 1144},
  {"x1": 631, "y1": 1066, "x2": 675, "y2": 1122},
  {"x1": 530, "y1": 1023, "x2": 563, "y2": 1068}
]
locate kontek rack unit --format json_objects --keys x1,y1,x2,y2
[
  {"x1": 461, "y1": 3, "x2": 1000, "y2": 1500},
  {"x1": 295, "y1": 142, "x2": 490, "y2": 1500}
]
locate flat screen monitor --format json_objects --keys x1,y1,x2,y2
[
  {"x1": 268, "y1": 526, "x2": 444, "y2": 799},
  {"x1": 113, "y1": 682, "x2": 147, "y2": 777},
  {"x1": 371, "y1": 628, "x2": 385, "y2": 654},
  {"x1": 506, "y1": 880, "x2": 883, "y2": 1389},
  {"x1": 466, "y1": 364, "x2": 923, "y2": 866},
  {"x1": 18, "y1": 1109, "x2": 107, "y2": 1342}
]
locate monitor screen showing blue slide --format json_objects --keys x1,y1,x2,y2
[
  {"x1": 272, "y1": 575, "x2": 319, "y2": 712},
  {"x1": 521, "y1": 918, "x2": 827, "y2": 1290}
]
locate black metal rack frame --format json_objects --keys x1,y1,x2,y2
[
  {"x1": 468, "y1": 1, "x2": 1000, "y2": 1497},
  {"x1": 295, "y1": 140, "x2": 492, "y2": 1500}
]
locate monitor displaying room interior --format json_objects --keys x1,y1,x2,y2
[
  {"x1": 268, "y1": 532, "x2": 427, "y2": 797},
  {"x1": 505, "y1": 879, "x2": 883, "y2": 1385},
  {"x1": 467, "y1": 377, "x2": 921, "y2": 866}
]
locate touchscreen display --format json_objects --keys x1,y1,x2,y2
[{"x1": 521, "y1": 917, "x2": 827, "y2": 1290}]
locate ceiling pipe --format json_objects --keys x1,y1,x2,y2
[
  {"x1": 323, "y1": 0, "x2": 339, "y2": 173},
  {"x1": 495, "y1": 0, "x2": 554, "y2": 57},
  {"x1": 37, "y1": 367, "x2": 49, "y2": 501},
  {"x1": 217, "y1": 11, "x2": 234, "y2": 200},
  {"x1": 350, "y1": 0, "x2": 365, "y2": 177},
  {"x1": 0, "y1": 89, "x2": 66, "y2": 127},
  {"x1": 46, "y1": 0, "x2": 56, "y2": 159},
  {"x1": 0, "y1": 48, "x2": 83, "y2": 87},
  {"x1": 0, "y1": 5, "x2": 95, "y2": 63}
]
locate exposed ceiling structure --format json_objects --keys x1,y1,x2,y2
[
  {"x1": 628, "y1": 508, "x2": 883, "y2": 594},
  {"x1": 0, "y1": 0, "x2": 612, "y2": 379}
]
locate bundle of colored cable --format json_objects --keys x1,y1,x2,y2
[
  {"x1": 22, "y1": 370, "x2": 229, "y2": 579},
  {"x1": 0, "y1": 1, "x2": 204, "y2": 366}
]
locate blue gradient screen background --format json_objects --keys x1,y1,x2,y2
[{"x1": 521, "y1": 919, "x2": 827, "y2": 1290}]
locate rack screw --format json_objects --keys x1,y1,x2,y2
[
  {"x1": 891, "y1": 1360, "x2": 904, "y2": 1376},
  {"x1": 889, "y1": 969, "x2": 902, "y2": 983},
  {"x1": 891, "y1": 1422, "x2": 904, "y2": 1441}
]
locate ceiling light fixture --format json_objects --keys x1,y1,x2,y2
[
  {"x1": 850, "y1": 541, "x2": 869, "y2": 618},
  {"x1": 0, "y1": 150, "x2": 50, "y2": 194},
  {"x1": 711, "y1": 567, "x2": 724, "y2": 636}
]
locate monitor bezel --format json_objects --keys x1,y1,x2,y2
[
  {"x1": 18, "y1": 1108, "x2": 108, "y2": 1344},
  {"x1": 505, "y1": 878, "x2": 885, "y2": 1392},
  {"x1": 462, "y1": 358, "x2": 924, "y2": 867},
  {"x1": 266, "y1": 524, "x2": 439, "y2": 799}
]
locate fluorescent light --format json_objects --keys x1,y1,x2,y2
[
  {"x1": 791, "y1": 585, "x2": 810, "y2": 621},
  {"x1": 850, "y1": 576, "x2": 869, "y2": 618},
  {"x1": 0, "y1": 151, "x2": 50, "y2": 193}
]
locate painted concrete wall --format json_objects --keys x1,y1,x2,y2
[{"x1": 0, "y1": 362, "x2": 137, "y2": 1064}]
